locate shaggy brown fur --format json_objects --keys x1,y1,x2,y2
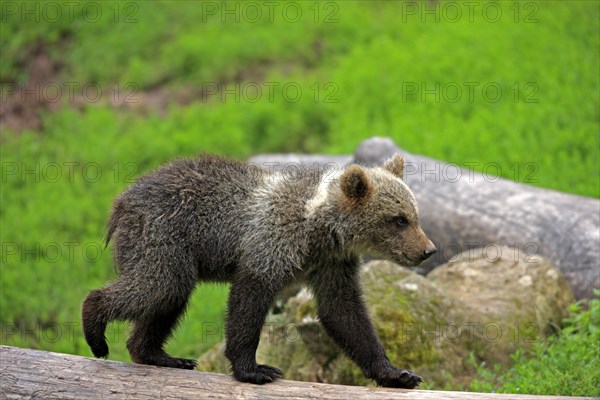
[{"x1": 82, "y1": 154, "x2": 436, "y2": 388}]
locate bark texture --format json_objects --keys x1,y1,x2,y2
[{"x1": 0, "y1": 346, "x2": 591, "y2": 400}]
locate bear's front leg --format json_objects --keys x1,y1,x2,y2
[
  {"x1": 225, "y1": 272, "x2": 283, "y2": 384},
  {"x1": 373, "y1": 367, "x2": 423, "y2": 388},
  {"x1": 308, "y1": 257, "x2": 423, "y2": 389}
]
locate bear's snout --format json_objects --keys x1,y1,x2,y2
[
  {"x1": 422, "y1": 246, "x2": 437, "y2": 260},
  {"x1": 418, "y1": 236, "x2": 437, "y2": 261}
]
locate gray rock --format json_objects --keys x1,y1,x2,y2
[
  {"x1": 427, "y1": 245, "x2": 574, "y2": 367},
  {"x1": 353, "y1": 136, "x2": 400, "y2": 167},
  {"x1": 197, "y1": 248, "x2": 574, "y2": 388}
]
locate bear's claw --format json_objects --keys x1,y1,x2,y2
[
  {"x1": 376, "y1": 367, "x2": 423, "y2": 389},
  {"x1": 234, "y1": 364, "x2": 283, "y2": 384}
]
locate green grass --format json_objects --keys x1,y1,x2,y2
[
  {"x1": 470, "y1": 293, "x2": 600, "y2": 397},
  {"x1": 1, "y1": 0, "x2": 599, "y2": 387}
]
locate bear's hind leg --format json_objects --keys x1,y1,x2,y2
[
  {"x1": 120, "y1": 245, "x2": 198, "y2": 369},
  {"x1": 127, "y1": 302, "x2": 197, "y2": 370},
  {"x1": 82, "y1": 288, "x2": 111, "y2": 358}
]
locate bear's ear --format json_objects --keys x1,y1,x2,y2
[
  {"x1": 340, "y1": 165, "x2": 372, "y2": 200},
  {"x1": 383, "y1": 154, "x2": 405, "y2": 179}
]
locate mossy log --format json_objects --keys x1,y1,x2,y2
[{"x1": 0, "y1": 346, "x2": 593, "y2": 400}]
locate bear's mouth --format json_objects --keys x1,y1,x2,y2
[{"x1": 399, "y1": 252, "x2": 423, "y2": 266}]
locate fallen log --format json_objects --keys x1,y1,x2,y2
[
  {"x1": 250, "y1": 137, "x2": 600, "y2": 299},
  {"x1": 0, "y1": 346, "x2": 593, "y2": 400}
]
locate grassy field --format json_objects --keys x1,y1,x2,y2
[
  {"x1": 1, "y1": 0, "x2": 599, "y2": 394},
  {"x1": 470, "y1": 293, "x2": 600, "y2": 397}
]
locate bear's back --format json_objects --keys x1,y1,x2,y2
[{"x1": 108, "y1": 155, "x2": 266, "y2": 275}]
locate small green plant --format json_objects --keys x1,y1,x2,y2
[{"x1": 470, "y1": 291, "x2": 600, "y2": 397}]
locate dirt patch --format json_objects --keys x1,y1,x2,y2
[
  {"x1": 0, "y1": 42, "x2": 65, "y2": 132},
  {"x1": 0, "y1": 53, "x2": 270, "y2": 132},
  {"x1": 1, "y1": 40, "x2": 306, "y2": 133}
]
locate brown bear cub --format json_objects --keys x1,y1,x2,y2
[{"x1": 82, "y1": 153, "x2": 436, "y2": 388}]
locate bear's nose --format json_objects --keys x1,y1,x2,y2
[{"x1": 422, "y1": 247, "x2": 437, "y2": 260}]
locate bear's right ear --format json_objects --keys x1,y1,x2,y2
[
  {"x1": 383, "y1": 154, "x2": 405, "y2": 179},
  {"x1": 340, "y1": 165, "x2": 372, "y2": 201}
]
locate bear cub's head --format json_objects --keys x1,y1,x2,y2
[{"x1": 338, "y1": 154, "x2": 436, "y2": 267}]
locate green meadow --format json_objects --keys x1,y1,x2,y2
[{"x1": 1, "y1": 1, "x2": 598, "y2": 395}]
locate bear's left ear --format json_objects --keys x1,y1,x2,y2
[
  {"x1": 383, "y1": 154, "x2": 405, "y2": 179},
  {"x1": 340, "y1": 164, "x2": 372, "y2": 200}
]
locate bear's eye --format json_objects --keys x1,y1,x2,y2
[{"x1": 395, "y1": 215, "x2": 409, "y2": 227}]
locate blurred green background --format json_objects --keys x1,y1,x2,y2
[{"x1": 1, "y1": 0, "x2": 598, "y2": 394}]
